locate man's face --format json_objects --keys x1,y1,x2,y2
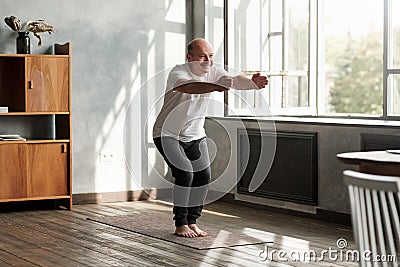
[{"x1": 187, "y1": 41, "x2": 214, "y2": 75}]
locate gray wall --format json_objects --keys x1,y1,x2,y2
[
  {"x1": 205, "y1": 117, "x2": 400, "y2": 214},
  {"x1": 0, "y1": 0, "x2": 187, "y2": 194}
]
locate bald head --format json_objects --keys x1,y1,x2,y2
[{"x1": 187, "y1": 38, "x2": 213, "y2": 56}]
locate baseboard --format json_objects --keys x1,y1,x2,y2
[
  {"x1": 72, "y1": 189, "x2": 157, "y2": 205},
  {"x1": 219, "y1": 193, "x2": 351, "y2": 226},
  {"x1": 315, "y1": 209, "x2": 352, "y2": 226}
]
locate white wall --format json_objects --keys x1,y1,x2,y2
[{"x1": 0, "y1": 0, "x2": 187, "y2": 194}]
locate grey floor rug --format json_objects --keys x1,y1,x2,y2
[{"x1": 87, "y1": 212, "x2": 272, "y2": 250}]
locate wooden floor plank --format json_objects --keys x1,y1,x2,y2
[
  {"x1": 41, "y1": 213, "x2": 232, "y2": 267},
  {"x1": 0, "y1": 200, "x2": 359, "y2": 266},
  {"x1": 16, "y1": 210, "x2": 214, "y2": 267},
  {"x1": 46, "y1": 206, "x2": 265, "y2": 266},
  {"x1": 0, "y1": 249, "x2": 39, "y2": 267},
  {"x1": 5, "y1": 215, "x2": 163, "y2": 266}
]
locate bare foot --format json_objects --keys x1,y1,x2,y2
[
  {"x1": 189, "y1": 224, "x2": 208, "y2": 237},
  {"x1": 175, "y1": 225, "x2": 197, "y2": 238}
]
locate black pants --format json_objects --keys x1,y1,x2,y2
[{"x1": 154, "y1": 137, "x2": 211, "y2": 227}]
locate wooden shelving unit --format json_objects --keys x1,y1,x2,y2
[{"x1": 0, "y1": 43, "x2": 72, "y2": 210}]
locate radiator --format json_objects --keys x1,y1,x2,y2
[
  {"x1": 360, "y1": 133, "x2": 400, "y2": 151},
  {"x1": 237, "y1": 129, "x2": 318, "y2": 205}
]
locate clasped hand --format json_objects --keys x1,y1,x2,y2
[
  {"x1": 215, "y1": 73, "x2": 268, "y2": 91},
  {"x1": 251, "y1": 73, "x2": 268, "y2": 89},
  {"x1": 215, "y1": 75, "x2": 233, "y2": 91}
]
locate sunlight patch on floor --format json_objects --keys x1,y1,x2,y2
[
  {"x1": 202, "y1": 209, "x2": 241, "y2": 218},
  {"x1": 150, "y1": 199, "x2": 241, "y2": 218},
  {"x1": 241, "y1": 227, "x2": 277, "y2": 241}
]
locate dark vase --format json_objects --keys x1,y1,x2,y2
[{"x1": 16, "y1": 32, "x2": 30, "y2": 54}]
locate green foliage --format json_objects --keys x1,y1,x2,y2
[{"x1": 329, "y1": 32, "x2": 383, "y2": 115}]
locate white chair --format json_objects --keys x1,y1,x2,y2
[{"x1": 343, "y1": 170, "x2": 400, "y2": 267}]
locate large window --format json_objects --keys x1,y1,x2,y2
[{"x1": 224, "y1": 0, "x2": 400, "y2": 119}]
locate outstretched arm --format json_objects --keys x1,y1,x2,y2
[
  {"x1": 232, "y1": 73, "x2": 268, "y2": 90},
  {"x1": 172, "y1": 77, "x2": 231, "y2": 94},
  {"x1": 172, "y1": 73, "x2": 268, "y2": 94}
]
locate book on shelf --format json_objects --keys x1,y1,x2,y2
[
  {"x1": 0, "y1": 107, "x2": 8, "y2": 113},
  {"x1": 0, "y1": 134, "x2": 26, "y2": 141}
]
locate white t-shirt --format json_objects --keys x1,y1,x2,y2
[{"x1": 153, "y1": 63, "x2": 227, "y2": 142}]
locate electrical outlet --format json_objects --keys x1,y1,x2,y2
[{"x1": 100, "y1": 152, "x2": 114, "y2": 162}]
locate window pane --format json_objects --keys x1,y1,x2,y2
[
  {"x1": 322, "y1": 0, "x2": 383, "y2": 115},
  {"x1": 286, "y1": 0, "x2": 309, "y2": 71},
  {"x1": 391, "y1": 0, "x2": 400, "y2": 68},
  {"x1": 270, "y1": 36, "x2": 283, "y2": 71},
  {"x1": 268, "y1": 76, "x2": 282, "y2": 109},
  {"x1": 284, "y1": 0, "x2": 309, "y2": 108},
  {"x1": 388, "y1": 74, "x2": 400, "y2": 116},
  {"x1": 205, "y1": 0, "x2": 225, "y2": 64},
  {"x1": 283, "y1": 75, "x2": 309, "y2": 108},
  {"x1": 270, "y1": 0, "x2": 282, "y2": 32}
]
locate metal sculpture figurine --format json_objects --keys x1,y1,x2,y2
[
  {"x1": 4, "y1": 16, "x2": 22, "y2": 32},
  {"x1": 26, "y1": 20, "x2": 55, "y2": 46}
]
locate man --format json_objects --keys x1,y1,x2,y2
[{"x1": 153, "y1": 38, "x2": 268, "y2": 238}]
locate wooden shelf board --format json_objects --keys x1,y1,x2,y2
[
  {"x1": 0, "y1": 140, "x2": 70, "y2": 144},
  {"x1": 0, "y1": 195, "x2": 71, "y2": 203},
  {"x1": 27, "y1": 139, "x2": 70, "y2": 144},
  {"x1": 0, "y1": 54, "x2": 69, "y2": 58},
  {"x1": 0, "y1": 112, "x2": 70, "y2": 116}
]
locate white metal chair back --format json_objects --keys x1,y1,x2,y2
[{"x1": 343, "y1": 170, "x2": 400, "y2": 267}]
